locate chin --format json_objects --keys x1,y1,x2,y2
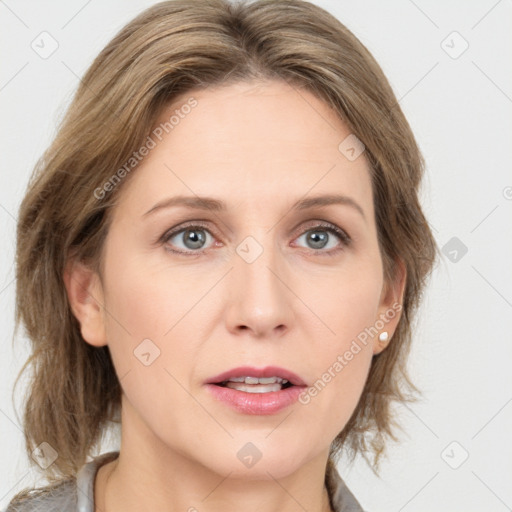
[{"x1": 201, "y1": 439, "x2": 314, "y2": 481}]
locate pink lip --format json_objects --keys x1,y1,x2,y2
[{"x1": 204, "y1": 366, "x2": 307, "y2": 415}]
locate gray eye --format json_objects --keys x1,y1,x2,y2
[
  {"x1": 296, "y1": 229, "x2": 340, "y2": 250},
  {"x1": 169, "y1": 228, "x2": 212, "y2": 251}
]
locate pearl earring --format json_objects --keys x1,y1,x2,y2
[{"x1": 378, "y1": 331, "x2": 389, "y2": 342}]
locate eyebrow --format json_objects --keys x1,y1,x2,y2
[{"x1": 143, "y1": 193, "x2": 366, "y2": 220}]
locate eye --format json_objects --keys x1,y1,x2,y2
[
  {"x1": 160, "y1": 220, "x2": 351, "y2": 256},
  {"x1": 293, "y1": 222, "x2": 351, "y2": 256},
  {"x1": 161, "y1": 221, "x2": 215, "y2": 254}
]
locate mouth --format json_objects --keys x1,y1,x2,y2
[
  {"x1": 215, "y1": 376, "x2": 295, "y2": 393},
  {"x1": 204, "y1": 365, "x2": 308, "y2": 414},
  {"x1": 206, "y1": 365, "x2": 307, "y2": 392}
]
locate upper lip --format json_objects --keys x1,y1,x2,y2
[{"x1": 206, "y1": 366, "x2": 307, "y2": 386}]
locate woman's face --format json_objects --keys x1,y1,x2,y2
[{"x1": 71, "y1": 79, "x2": 403, "y2": 478}]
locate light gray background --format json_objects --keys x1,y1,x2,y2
[{"x1": 1, "y1": 1, "x2": 511, "y2": 511}]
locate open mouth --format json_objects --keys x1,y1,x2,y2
[
  {"x1": 205, "y1": 368, "x2": 306, "y2": 414},
  {"x1": 214, "y1": 376, "x2": 295, "y2": 393}
]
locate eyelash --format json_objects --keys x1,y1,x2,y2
[{"x1": 159, "y1": 220, "x2": 351, "y2": 257}]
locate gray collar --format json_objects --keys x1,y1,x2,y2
[{"x1": 76, "y1": 451, "x2": 119, "y2": 512}]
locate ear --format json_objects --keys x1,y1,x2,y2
[
  {"x1": 373, "y1": 258, "x2": 407, "y2": 355},
  {"x1": 63, "y1": 258, "x2": 108, "y2": 347}
]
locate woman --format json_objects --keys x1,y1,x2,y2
[{"x1": 7, "y1": 0, "x2": 437, "y2": 510}]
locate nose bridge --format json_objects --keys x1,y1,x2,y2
[
  {"x1": 227, "y1": 228, "x2": 292, "y2": 334},
  {"x1": 236, "y1": 230, "x2": 282, "y2": 299}
]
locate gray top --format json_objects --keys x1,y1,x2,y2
[{"x1": 5, "y1": 451, "x2": 364, "y2": 511}]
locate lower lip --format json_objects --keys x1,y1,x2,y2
[{"x1": 205, "y1": 384, "x2": 306, "y2": 415}]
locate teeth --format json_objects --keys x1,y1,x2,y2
[
  {"x1": 224, "y1": 376, "x2": 288, "y2": 385},
  {"x1": 258, "y1": 377, "x2": 280, "y2": 384},
  {"x1": 220, "y1": 375, "x2": 293, "y2": 393},
  {"x1": 225, "y1": 382, "x2": 283, "y2": 393}
]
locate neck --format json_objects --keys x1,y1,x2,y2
[
  {"x1": 94, "y1": 398, "x2": 335, "y2": 512},
  {"x1": 96, "y1": 450, "x2": 334, "y2": 512}
]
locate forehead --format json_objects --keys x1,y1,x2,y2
[
  {"x1": 114, "y1": 79, "x2": 374, "y2": 219},
  {"x1": 154, "y1": 79, "x2": 355, "y2": 164}
]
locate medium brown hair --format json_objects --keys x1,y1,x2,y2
[{"x1": 12, "y1": 0, "x2": 437, "y2": 488}]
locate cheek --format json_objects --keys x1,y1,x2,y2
[
  {"x1": 99, "y1": 251, "x2": 202, "y2": 430},
  {"x1": 99, "y1": 242, "x2": 216, "y2": 396},
  {"x1": 298, "y1": 326, "x2": 374, "y2": 444},
  {"x1": 101, "y1": 245, "x2": 194, "y2": 340},
  {"x1": 98, "y1": 247, "x2": 174, "y2": 378},
  {"x1": 298, "y1": 256, "x2": 382, "y2": 430},
  {"x1": 314, "y1": 251, "x2": 383, "y2": 347}
]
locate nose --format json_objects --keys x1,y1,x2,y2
[{"x1": 224, "y1": 235, "x2": 295, "y2": 339}]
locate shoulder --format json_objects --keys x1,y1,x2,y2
[
  {"x1": 326, "y1": 460, "x2": 365, "y2": 512},
  {"x1": 4, "y1": 451, "x2": 119, "y2": 512},
  {"x1": 3, "y1": 478, "x2": 76, "y2": 512}
]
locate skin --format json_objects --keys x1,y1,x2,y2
[{"x1": 64, "y1": 79, "x2": 406, "y2": 512}]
